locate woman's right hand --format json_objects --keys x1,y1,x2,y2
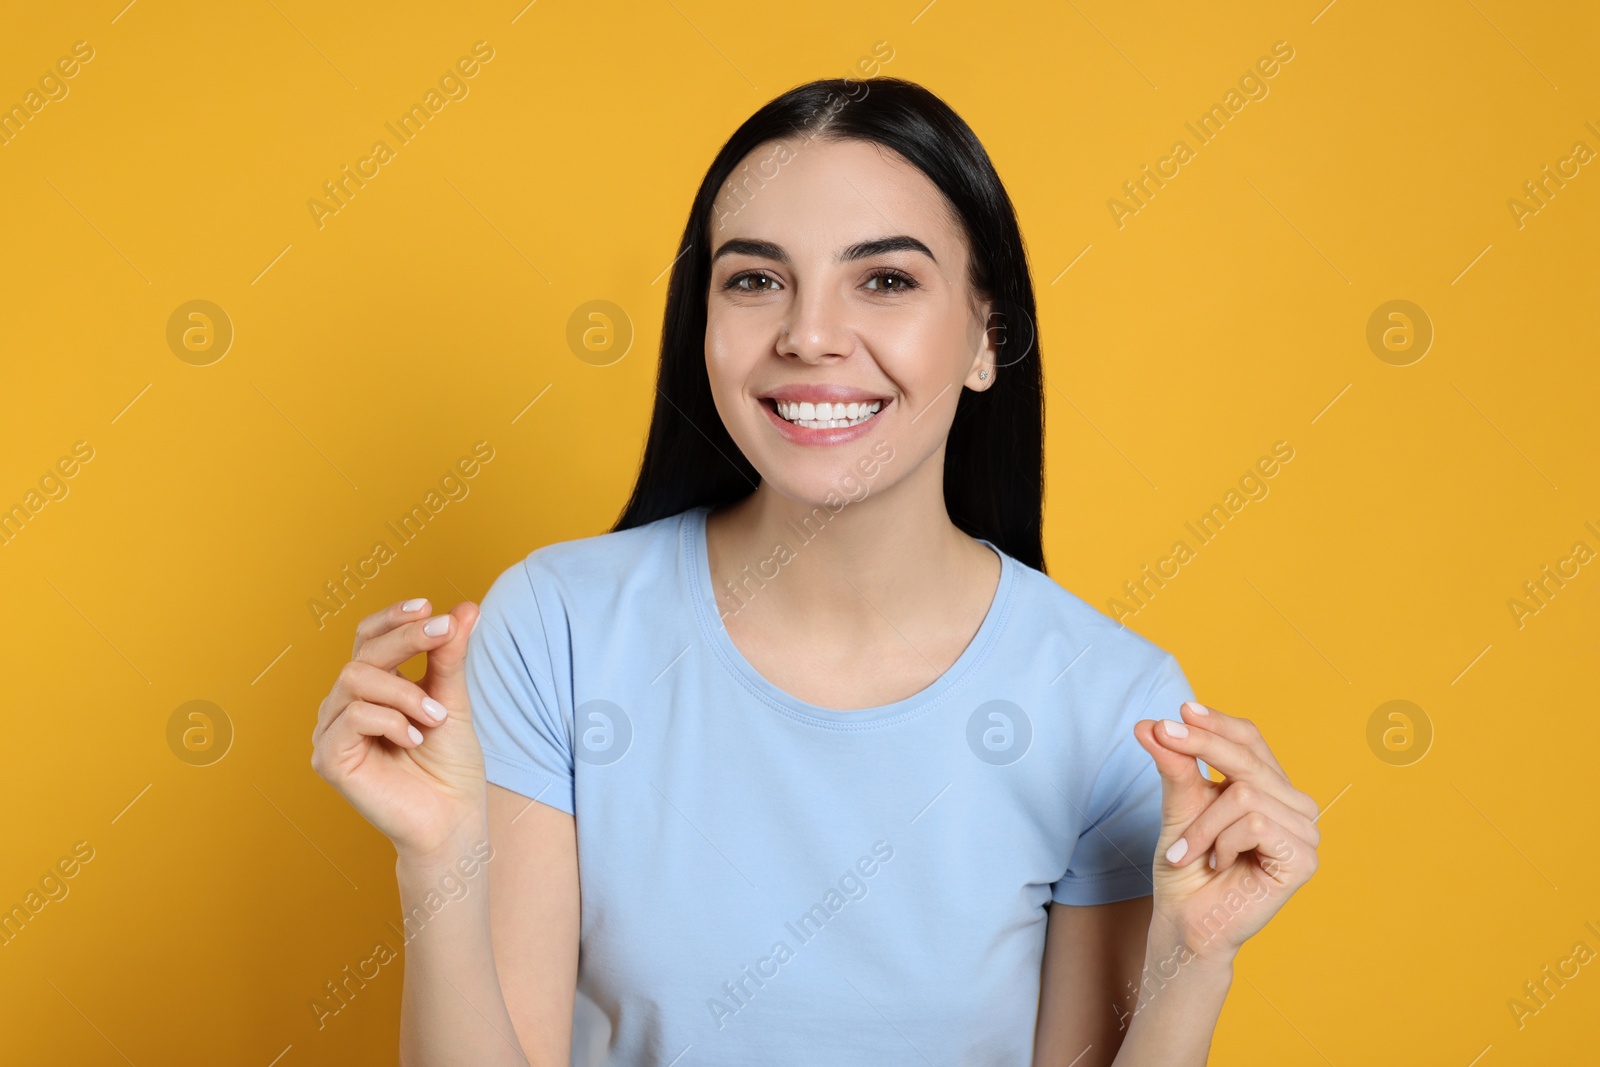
[{"x1": 311, "y1": 597, "x2": 489, "y2": 863}]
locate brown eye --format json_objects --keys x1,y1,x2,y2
[
  {"x1": 865, "y1": 269, "x2": 919, "y2": 293},
  {"x1": 726, "y1": 271, "x2": 780, "y2": 292}
]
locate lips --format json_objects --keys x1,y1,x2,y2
[
  {"x1": 760, "y1": 385, "x2": 894, "y2": 406},
  {"x1": 758, "y1": 394, "x2": 890, "y2": 446},
  {"x1": 769, "y1": 397, "x2": 880, "y2": 425}
]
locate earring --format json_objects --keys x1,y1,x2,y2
[{"x1": 978, "y1": 370, "x2": 989, "y2": 380}]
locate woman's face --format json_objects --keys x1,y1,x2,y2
[{"x1": 704, "y1": 135, "x2": 996, "y2": 510}]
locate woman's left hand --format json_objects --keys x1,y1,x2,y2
[{"x1": 1134, "y1": 699, "x2": 1321, "y2": 965}]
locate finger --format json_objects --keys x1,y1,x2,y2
[
  {"x1": 316, "y1": 660, "x2": 450, "y2": 742},
  {"x1": 1158, "y1": 713, "x2": 1305, "y2": 806},
  {"x1": 419, "y1": 601, "x2": 481, "y2": 710},
  {"x1": 353, "y1": 608, "x2": 460, "y2": 675},
  {"x1": 1163, "y1": 780, "x2": 1319, "y2": 868},
  {"x1": 1178, "y1": 701, "x2": 1285, "y2": 778},
  {"x1": 1133, "y1": 718, "x2": 1215, "y2": 834},
  {"x1": 1212, "y1": 812, "x2": 1317, "y2": 886},
  {"x1": 1153, "y1": 716, "x2": 1315, "y2": 820},
  {"x1": 319, "y1": 700, "x2": 426, "y2": 763},
  {"x1": 1179, "y1": 703, "x2": 1320, "y2": 822},
  {"x1": 1153, "y1": 715, "x2": 1267, "y2": 783},
  {"x1": 351, "y1": 597, "x2": 432, "y2": 662},
  {"x1": 1179, "y1": 704, "x2": 1318, "y2": 821}
]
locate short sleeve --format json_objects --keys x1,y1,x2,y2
[
  {"x1": 1050, "y1": 653, "x2": 1207, "y2": 906},
  {"x1": 464, "y1": 558, "x2": 576, "y2": 815}
]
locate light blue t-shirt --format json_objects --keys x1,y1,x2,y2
[{"x1": 465, "y1": 504, "x2": 1201, "y2": 1066}]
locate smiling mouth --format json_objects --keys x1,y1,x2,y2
[{"x1": 763, "y1": 397, "x2": 885, "y2": 430}]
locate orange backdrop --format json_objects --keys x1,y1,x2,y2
[{"x1": 2, "y1": 1, "x2": 1596, "y2": 1063}]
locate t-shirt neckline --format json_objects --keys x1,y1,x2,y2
[{"x1": 683, "y1": 503, "x2": 1017, "y2": 729}]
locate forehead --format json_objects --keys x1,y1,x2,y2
[{"x1": 710, "y1": 136, "x2": 963, "y2": 260}]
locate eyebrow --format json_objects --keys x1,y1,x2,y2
[{"x1": 710, "y1": 235, "x2": 937, "y2": 267}]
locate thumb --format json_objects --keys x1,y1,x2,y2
[
  {"x1": 1134, "y1": 718, "x2": 1212, "y2": 841},
  {"x1": 421, "y1": 601, "x2": 481, "y2": 715}
]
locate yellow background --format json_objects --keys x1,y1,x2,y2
[{"x1": 3, "y1": 0, "x2": 1596, "y2": 1063}]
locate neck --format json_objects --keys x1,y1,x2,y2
[{"x1": 707, "y1": 451, "x2": 993, "y2": 631}]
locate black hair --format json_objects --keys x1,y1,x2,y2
[{"x1": 609, "y1": 76, "x2": 1046, "y2": 573}]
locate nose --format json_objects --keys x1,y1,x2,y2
[{"x1": 776, "y1": 283, "x2": 853, "y2": 363}]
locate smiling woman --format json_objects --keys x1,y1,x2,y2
[{"x1": 312, "y1": 75, "x2": 1321, "y2": 1067}]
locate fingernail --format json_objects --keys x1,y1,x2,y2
[
  {"x1": 407, "y1": 725, "x2": 424, "y2": 745},
  {"x1": 423, "y1": 615, "x2": 451, "y2": 636},
  {"x1": 1165, "y1": 837, "x2": 1188, "y2": 864},
  {"x1": 1208, "y1": 852, "x2": 1217, "y2": 869},
  {"x1": 1163, "y1": 719, "x2": 1189, "y2": 738},
  {"x1": 1184, "y1": 701, "x2": 1209, "y2": 715},
  {"x1": 421, "y1": 697, "x2": 448, "y2": 723},
  {"x1": 402, "y1": 598, "x2": 428, "y2": 612}
]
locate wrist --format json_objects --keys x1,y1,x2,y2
[
  {"x1": 1145, "y1": 913, "x2": 1239, "y2": 976},
  {"x1": 395, "y1": 814, "x2": 491, "y2": 881}
]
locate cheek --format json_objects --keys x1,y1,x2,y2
[
  {"x1": 704, "y1": 320, "x2": 749, "y2": 392},
  {"x1": 703, "y1": 318, "x2": 766, "y2": 431},
  {"x1": 867, "y1": 312, "x2": 969, "y2": 392}
]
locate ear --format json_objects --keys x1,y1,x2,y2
[{"x1": 965, "y1": 300, "x2": 998, "y2": 392}]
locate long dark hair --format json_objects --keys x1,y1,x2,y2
[{"x1": 609, "y1": 76, "x2": 1046, "y2": 573}]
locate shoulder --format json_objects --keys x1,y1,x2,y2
[
  {"x1": 480, "y1": 508, "x2": 692, "y2": 621},
  {"x1": 1004, "y1": 560, "x2": 1203, "y2": 780},
  {"x1": 1004, "y1": 557, "x2": 1183, "y2": 693}
]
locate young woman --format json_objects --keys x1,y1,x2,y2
[{"x1": 312, "y1": 77, "x2": 1320, "y2": 1066}]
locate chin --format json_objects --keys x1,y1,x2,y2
[{"x1": 745, "y1": 446, "x2": 898, "y2": 514}]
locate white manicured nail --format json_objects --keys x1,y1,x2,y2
[
  {"x1": 407, "y1": 725, "x2": 424, "y2": 745},
  {"x1": 1163, "y1": 719, "x2": 1189, "y2": 738},
  {"x1": 423, "y1": 615, "x2": 451, "y2": 636},
  {"x1": 1165, "y1": 838, "x2": 1188, "y2": 864},
  {"x1": 421, "y1": 697, "x2": 448, "y2": 723},
  {"x1": 402, "y1": 598, "x2": 428, "y2": 612},
  {"x1": 1184, "y1": 700, "x2": 1209, "y2": 715},
  {"x1": 1208, "y1": 852, "x2": 1217, "y2": 869}
]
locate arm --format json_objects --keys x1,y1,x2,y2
[
  {"x1": 308, "y1": 593, "x2": 582, "y2": 1066},
  {"x1": 1103, "y1": 911, "x2": 1234, "y2": 1066},
  {"x1": 1034, "y1": 896, "x2": 1154, "y2": 1066},
  {"x1": 1037, "y1": 693, "x2": 1320, "y2": 1066},
  {"x1": 487, "y1": 785, "x2": 580, "y2": 1063},
  {"x1": 1107, "y1": 700, "x2": 1320, "y2": 1066},
  {"x1": 1035, "y1": 896, "x2": 1233, "y2": 1067},
  {"x1": 395, "y1": 785, "x2": 579, "y2": 1066}
]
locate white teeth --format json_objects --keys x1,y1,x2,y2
[{"x1": 773, "y1": 398, "x2": 882, "y2": 429}]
